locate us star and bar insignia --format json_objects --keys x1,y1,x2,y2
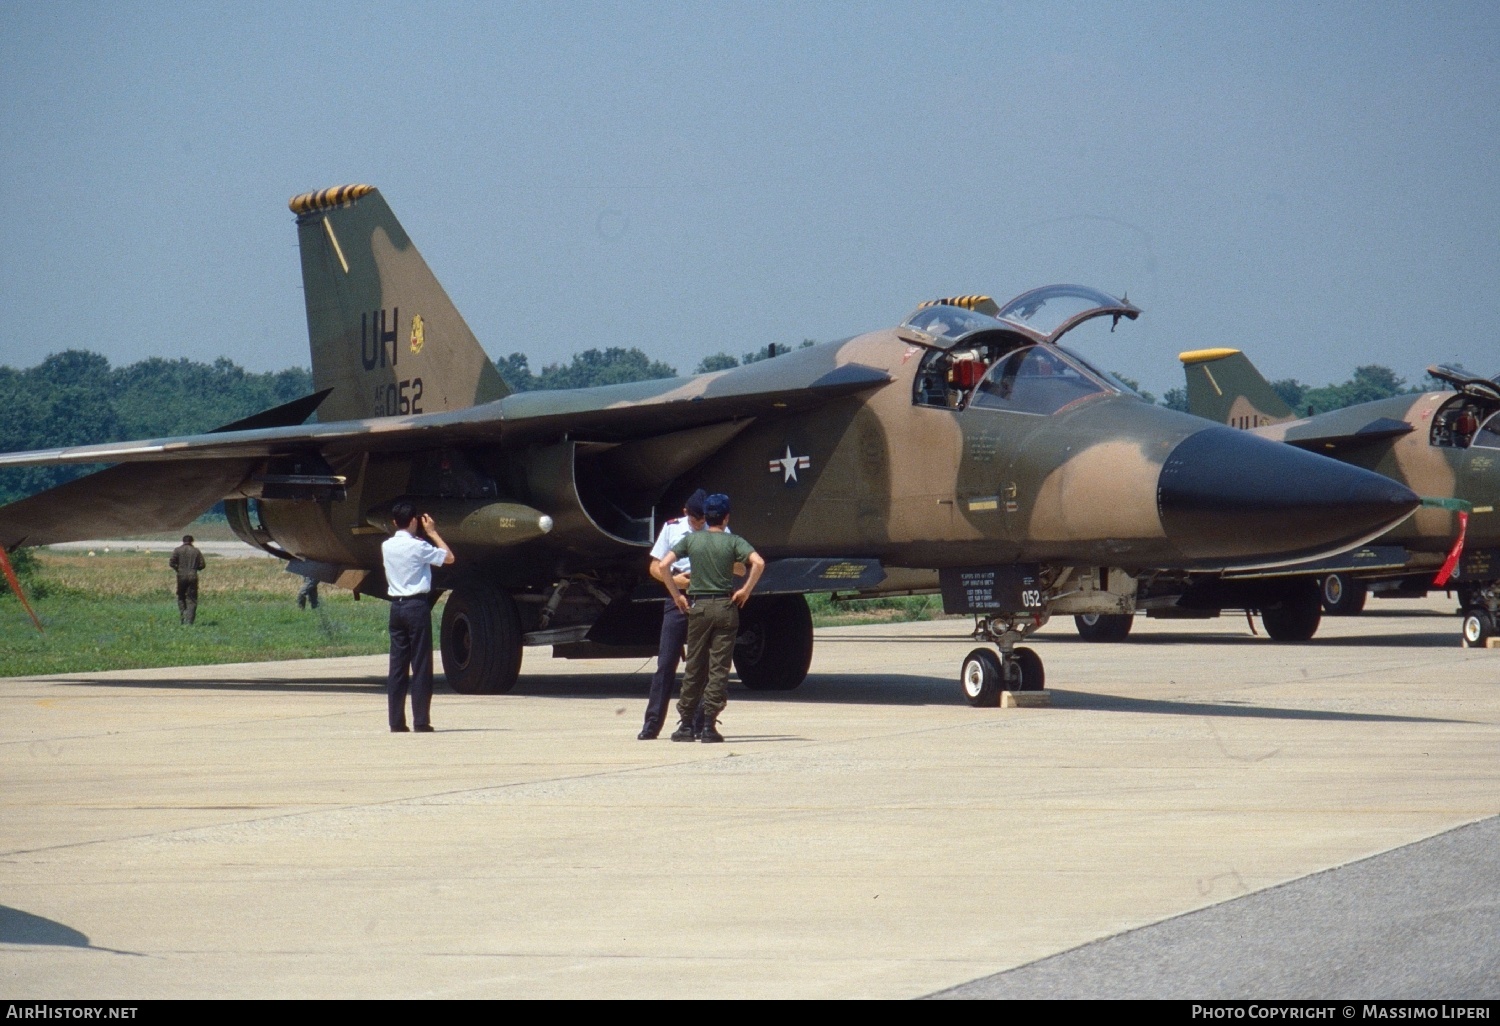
[{"x1": 769, "y1": 445, "x2": 811, "y2": 484}]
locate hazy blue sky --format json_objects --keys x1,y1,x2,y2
[{"x1": 2, "y1": 1, "x2": 1497, "y2": 397}]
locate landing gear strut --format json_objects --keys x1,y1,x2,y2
[{"x1": 959, "y1": 613, "x2": 1047, "y2": 707}]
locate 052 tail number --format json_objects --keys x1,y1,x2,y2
[{"x1": 373, "y1": 378, "x2": 423, "y2": 416}]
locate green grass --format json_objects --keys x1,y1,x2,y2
[
  {"x1": 1, "y1": 593, "x2": 391, "y2": 677},
  {"x1": 1, "y1": 550, "x2": 944, "y2": 677},
  {"x1": 1, "y1": 550, "x2": 391, "y2": 676},
  {"x1": 807, "y1": 592, "x2": 943, "y2": 627}
]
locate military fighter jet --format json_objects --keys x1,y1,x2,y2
[
  {"x1": 1067, "y1": 349, "x2": 1498, "y2": 647},
  {"x1": 0, "y1": 186, "x2": 1422, "y2": 703},
  {"x1": 1180, "y1": 349, "x2": 1498, "y2": 644}
]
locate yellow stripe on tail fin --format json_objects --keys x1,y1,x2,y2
[
  {"x1": 1178, "y1": 348, "x2": 1296, "y2": 428},
  {"x1": 290, "y1": 185, "x2": 509, "y2": 423}
]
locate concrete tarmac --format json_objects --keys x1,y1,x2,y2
[{"x1": 1, "y1": 597, "x2": 1496, "y2": 999}]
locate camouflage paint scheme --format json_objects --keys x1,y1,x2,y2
[
  {"x1": 0, "y1": 187, "x2": 1424, "y2": 694},
  {"x1": 1176, "y1": 349, "x2": 1500, "y2": 649},
  {"x1": 1182, "y1": 349, "x2": 1500, "y2": 561}
]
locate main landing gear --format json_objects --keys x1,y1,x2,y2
[
  {"x1": 734, "y1": 594, "x2": 814, "y2": 691},
  {"x1": 959, "y1": 612, "x2": 1048, "y2": 707},
  {"x1": 440, "y1": 581, "x2": 523, "y2": 694},
  {"x1": 1320, "y1": 573, "x2": 1367, "y2": 615}
]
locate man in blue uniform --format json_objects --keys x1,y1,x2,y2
[
  {"x1": 382, "y1": 500, "x2": 454, "y2": 733},
  {"x1": 656, "y1": 493, "x2": 764, "y2": 743},
  {"x1": 638, "y1": 489, "x2": 710, "y2": 740}
]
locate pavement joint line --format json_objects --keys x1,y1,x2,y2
[
  {"x1": 0, "y1": 714, "x2": 1028, "y2": 859},
  {"x1": 3, "y1": 678, "x2": 1238, "y2": 861},
  {"x1": 920, "y1": 812, "x2": 1500, "y2": 999},
  {"x1": 0, "y1": 946, "x2": 986, "y2": 965}
]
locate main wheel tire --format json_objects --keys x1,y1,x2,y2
[
  {"x1": 1012, "y1": 646, "x2": 1046, "y2": 691},
  {"x1": 1261, "y1": 581, "x2": 1322, "y2": 642},
  {"x1": 1462, "y1": 610, "x2": 1497, "y2": 647},
  {"x1": 1320, "y1": 574, "x2": 1367, "y2": 615},
  {"x1": 733, "y1": 594, "x2": 813, "y2": 691},
  {"x1": 439, "y1": 583, "x2": 522, "y2": 694},
  {"x1": 960, "y1": 648, "x2": 1002, "y2": 707},
  {"x1": 1074, "y1": 612, "x2": 1133, "y2": 641}
]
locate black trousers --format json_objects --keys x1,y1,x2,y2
[
  {"x1": 388, "y1": 596, "x2": 434, "y2": 729},
  {"x1": 176, "y1": 577, "x2": 198, "y2": 624},
  {"x1": 642, "y1": 603, "x2": 704, "y2": 735}
]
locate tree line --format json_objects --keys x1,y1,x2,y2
[
  {"x1": 0, "y1": 345, "x2": 1442, "y2": 506},
  {"x1": 0, "y1": 352, "x2": 313, "y2": 506}
]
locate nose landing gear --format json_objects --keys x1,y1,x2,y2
[
  {"x1": 959, "y1": 613, "x2": 1048, "y2": 707},
  {"x1": 1459, "y1": 581, "x2": 1499, "y2": 648}
]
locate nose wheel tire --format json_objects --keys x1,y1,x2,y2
[
  {"x1": 1462, "y1": 610, "x2": 1497, "y2": 647},
  {"x1": 961, "y1": 648, "x2": 1002, "y2": 707},
  {"x1": 1320, "y1": 573, "x2": 1367, "y2": 615},
  {"x1": 960, "y1": 646, "x2": 1045, "y2": 707},
  {"x1": 1011, "y1": 646, "x2": 1045, "y2": 691},
  {"x1": 1074, "y1": 612, "x2": 1133, "y2": 641}
]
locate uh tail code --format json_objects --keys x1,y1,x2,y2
[{"x1": 361, "y1": 308, "x2": 423, "y2": 416}]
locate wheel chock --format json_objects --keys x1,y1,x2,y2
[{"x1": 1000, "y1": 690, "x2": 1051, "y2": 708}]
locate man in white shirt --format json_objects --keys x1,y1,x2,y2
[
  {"x1": 382, "y1": 500, "x2": 454, "y2": 733},
  {"x1": 638, "y1": 489, "x2": 710, "y2": 740}
]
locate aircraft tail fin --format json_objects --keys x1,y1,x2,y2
[
  {"x1": 289, "y1": 185, "x2": 509, "y2": 423},
  {"x1": 1179, "y1": 348, "x2": 1296, "y2": 428}
]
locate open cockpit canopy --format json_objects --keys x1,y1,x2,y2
[
  {"x1": 995, "y1": 284, "x2": 1140, "y2": 342},
  {"x1": 1428, "y1": 364, "x2": 1500, "y2": 405},
  {"x1": 903, "y1": 284, "x2": 1140, "y2": 349},
  {"x1": 905, "y1": 285, "x2": 1144, "y2": 412}
]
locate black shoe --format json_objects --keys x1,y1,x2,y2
[
  {"x1": 699, "y1": 722, "x2": 724, "y2": 743},
  {"x1": 637, "y1": 728, "x2": 659, "y2": 740},
  {"x1": 415, "y1": 724, "x2": 435, "y2": 733},
  {"x1": 391, "y1": 725, "x2": 410, "y2": 733},
  {"x1": 670, "y1": 721, "x2": 697, "y2": 742}
]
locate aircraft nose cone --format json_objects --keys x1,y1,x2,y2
[{"x1": 1158, "y1": 426, "x2": 1419, "y2": 566}]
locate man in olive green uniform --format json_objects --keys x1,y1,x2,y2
[
  {"x1": 656, "y1": 493, "x2": 765, "y2": 743},
  {"x1": 169, "y1": 534, "x2": 206, "y2": 625}
]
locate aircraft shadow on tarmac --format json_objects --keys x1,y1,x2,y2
[
  {"x1": 1046, "y1": 690, "x2": 1464, "y2": 725},
  {"x1": 0, "y1": 905, "x2": 142, "y2": 956},
  {"x1": 1037, "y1": 631, "x2": 1461, "y2": 649},
  {"x1": 39, "y1": 671, "x2": 1467, "y2": 722},
  {"x1": 819, "y1": 627, "x2": 1461, "y2": 648}
]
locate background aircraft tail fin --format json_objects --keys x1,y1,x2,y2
[
  {"x1": 1179, "y1": 348, "x2": 1296, "y2": 428},
  {"x1": 289, "y1": 185, "x2": 509, "y2": 423}
]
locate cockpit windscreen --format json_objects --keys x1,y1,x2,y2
[{"x1": 970, "y1": 345, "x2": 1110, "y2": 416}]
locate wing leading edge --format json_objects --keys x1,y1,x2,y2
[{"x1": 0, "y1": 359, "x2": 892, "y2": 471}]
